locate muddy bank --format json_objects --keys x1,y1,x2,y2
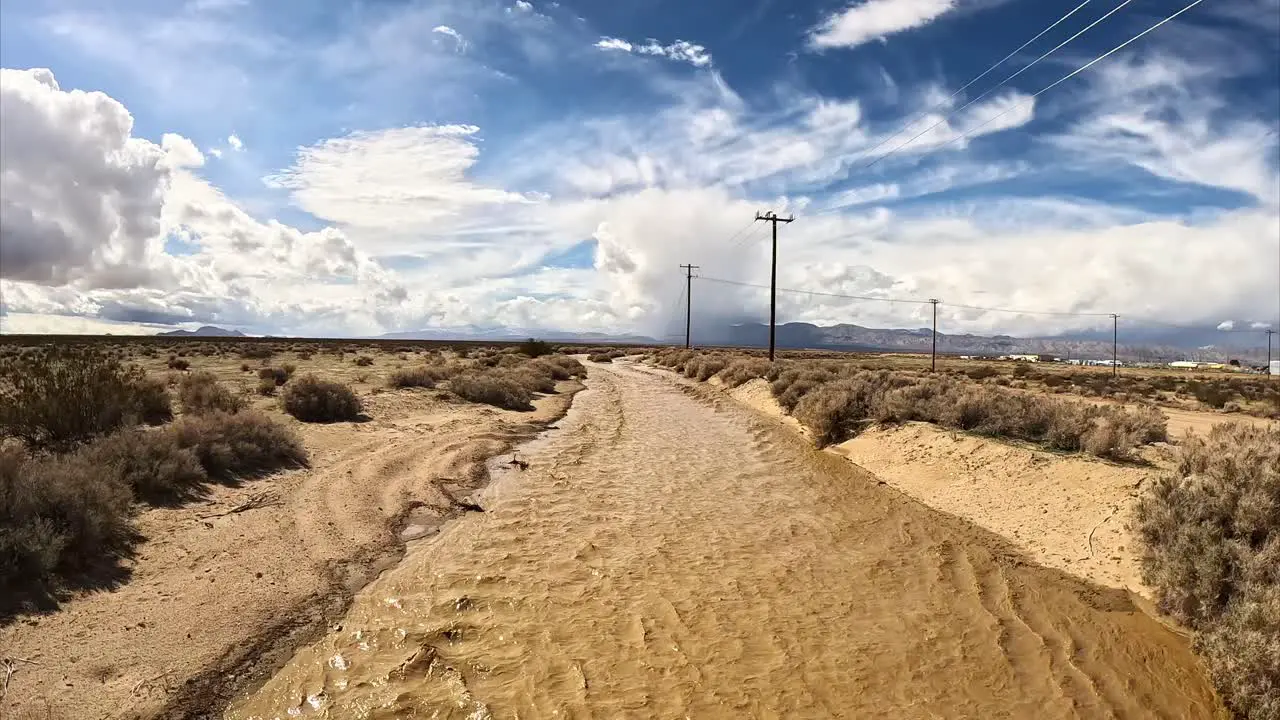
[
  {"x1": 0, "y1": 382, "x2": 580, "y2": 720},
  {"x1": 228, "y1": 361, "x2": 1221, "y2": 719}
]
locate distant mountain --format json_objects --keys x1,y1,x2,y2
[
  {"x1": 697, "y1": 322, "x2": 1265, "y2": 363},
  {"x1": 377, "y1": 326, "x2": 659, "y2": 345},
  {"x1": 157, "y1": 325, "x2": 246, "y2": 338}
]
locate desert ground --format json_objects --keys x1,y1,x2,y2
[{"x1": 2, "y1": 340, "x2": 1276, "y2": 719}]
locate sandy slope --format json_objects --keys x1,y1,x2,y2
[
  {"x1": 0, "y1": 383, "x2": 579, "y2": 720},
  {"x1": 724, "y1": 378, "x2": 1276, "y2": 601}
]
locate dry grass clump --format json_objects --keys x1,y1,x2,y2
[
  {"x1": 388, "y1": 365, "x2": 440, "y2": 388},
  {"x1": 179, "y1": 371, "x2": 245, "y2": 415},
  {"x1": 448, "y1": 372, "x2": 534, "y2": 410},
  {"x1": 1135, "y1": 423, "x2": 1280, "y2": 719},
  {"x1": 81, "y1": 429, "x2": 207, "y2": 503},
  {"x1": 684, "y1": 354, "x2": 731, "y2": 381},
  {"x1": 587, "y1": 352, "x2": 615, "y2": 363},
  {"x1": 281, "y1": 375, "x2": 363, "y2": 422},
  {"x1": 257, "y1": 364, "x2": 295, "y2": 386},
  {"x1": 769, "y1": 366, "x2": 840, "y2": 412},
  {"x1": 353, "y1": 355, "x2": 375, "y2": 367},
  {"x1": 0, "y1": 345, "x2": 172, "y2": 450}
]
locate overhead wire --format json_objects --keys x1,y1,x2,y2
[
  {"x1": 830, "y1": 0, "x2": 1101, "y2": 188},
  {"x1": 695, "y1": 275, "x2": 933, "y2": 306},
  {"x1": 853, "y1": 0, "x2": 1138, "y2": 177}
]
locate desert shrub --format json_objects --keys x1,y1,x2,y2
[
  {"x1": 1135, "y1": 423, "x2": 1280, "y2": 718},
  {"x1": 239, "y1": 346, "x2": 275, "y2": 360},
  {"x1": 241, "y1": 362, "x2": 252, "y2": 372},
  {"x1": 496, "y1": 353, "x2": 526, "y2": 369},
  {"x1": 507, "y1": 367, "x2": 556, "y2": 394},
  {"x1": 587, "y1": 353, "x2": 614, "y2": 363},
  {"x1": 0, "y1": 444, "x2": 135, "y2": 604},
  {"x1": 965, "y1": 366, "x2": 999, "y2": 380},
  {"x1": 81, "y1": 429, "x2": 207, "y2": 503},
  {"x1": 257, "y1": 366, "x2": 293, "y2": 386},
  {"x1": 167, "y1": 356, "x2": 190, "y2": 371},
  {"x1": 170, "y1": 410, "x2": 308, "y2": 480},
  {"x1": 296, "y1": 351, "x2": 313, "y2": 361},
  {"x1": 353, "y1": 355, "x2": 375, "y2": 367},
  {"x1": 1187, "y1": 381, "x2": 1233, "y2": 409},
  {"x1": 685, "y1": 355, "x2": 730, "y2": 381},
  {"x1": 718, "y1": 358, "x2": 773, "y2": 387},
  {"x1": 770, "y1": 366, "x2": 838, "y2": 411},
  {"x1": 0, "y1": 346, "x2": 164, "y2": 450},
  {"x1": 530, "y1": 357, "x2": 579, "y2": 381},
  {"x1": 281, "y1": 375, "x2": 363, "y2": 422},
  {"x1": 178, "y1": 371, "x2": 244, "y2": 415},
  {"x1": 389, "y1": 366, "x2": 439, "y2": 388},
  {"x1": 257, "y1": 378, "x2": 278, "y2": 396},
  {"x1": 518, "y1": 338, "x2": 553, "y2": 358},
  {"x1": 448, "y1": 372, "x2": 533, "y2": 410},
  {"x1": 131, "y1": 375, "x2": 174, "y2": 426}
]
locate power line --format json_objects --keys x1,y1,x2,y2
[
  {"x1": 922, "y1": 0, "x2": 1207, "y2": 159},
  {"x1": 854, "y1": 0, "x2": 1137, "y2": 177},
  {"x1": 819, "y1": 0, "x2": 1100, "y2": 215},
  {"x1": 945, "y1": 301, "x2": 1113, "y2": 318}
]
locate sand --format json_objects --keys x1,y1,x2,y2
[
  {"x1": 0, "y1": 361, "x2": 579, "y2": 720},
  {"x1": 719, "y1": 378, "x2": 1271, "y2": 601}
]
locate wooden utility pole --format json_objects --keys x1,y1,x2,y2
[
  {"x1": 929, "y1": 299, "x2": 940, "y2": 371},
  {"x1": 680, "y1": 264, "x2": 699, "y2": 349},
  {"x1": 755, "y1": 211, "x2": 794, "y2": 361},
  {"x1": 1266, "y1": 329, "x2": 1275, "y2": 378},
  {"x1": 1111, "y1": 314, "x2": 1119, "y2": 377}
]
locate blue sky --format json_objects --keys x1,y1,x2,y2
[{"x1": 0, "y1": 0, "x2": 1277, "y2": 340}]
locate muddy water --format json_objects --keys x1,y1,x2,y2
[{"x1": 228, "y1": 362, "x2": 1221, "y2": 719}]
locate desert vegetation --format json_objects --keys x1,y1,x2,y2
[
  {"x1": 281, "y1": 375, "x2": 364, "y2": 422},
  {"x1": 1135, "y1": 422, "x2": 1280, "y2": 719},
  {"x1": 0, "y1": 346, "x2": 307, "y2": 615},
  {"x1": 651, "y1": 350, "x2": 1168, "y2": 461}
]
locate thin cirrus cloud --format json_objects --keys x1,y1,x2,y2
[{"x1": 809, "y1": 0, "x2": 958, "y2": 49}]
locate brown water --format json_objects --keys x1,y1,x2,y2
[{"x1": 228, "y1": 362, "x2": 1221, "y2": 719}]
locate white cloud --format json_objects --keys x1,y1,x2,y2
[
  {"x1": 227, "y1": 133, "x2": 244, "y2": 151},
  {"x1": 0, "y1": 67, "x2": 171, "y2": 287},
  {"x1": 513, "y1": 0, "x2": 533, "y2": 11},
  {"x1": 161, "y1": 133, "x2": 205, "y2": 168},
  {"x1": 432, "y1": 25, "x2": 466, "y2": 49},
  {"x1": 809, "y1": 0, "x2": 957, "y2": 50},
  {"x1": 264, "y1": 125, "x2": 530, "y2": 235},
  {"x1": 1252, "y1": 321, "x2": 1273, "y2": 329},
  {"x1": 208, "y1": 147, "x2": 224, "y2": 159},
  {"x1": 1218, "y1": 320, "x2": 1236, "y2": 330},
  {"x1": 594, "y1": 36, "x2": 712, "y2": 67}
]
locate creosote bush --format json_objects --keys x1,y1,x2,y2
[
  {"x1": 281, "y1": 375, "x2": 363, "y2": 422},
  {"x1": 170, "y1": 410, "x2": 309, "y2": 479},
  {"x1": 717, "y1": 358, "x2": 772, "y2": 388},
  {"x1": 0, "y1": 345, "x2": 170, "y2": 450},
  {"x1": 353, "y1": 355, "x2": 375, "y2": 367},
  {"x1": 1135, "y1": 423, "x2": 1280, "y2": 719}
]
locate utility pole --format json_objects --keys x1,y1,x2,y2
[
  {"x1": 679, "y1": 264, "x2": 699, "y2": 349},
  {"x1": 1266, "y1": 329, "x2": 1275, "y2": 377},
  {"x1": 755, "y1": 211, "x2": 794, "y2": 361},
  {"x1": 929, "y1": 299, "x2": 940, "y2": 371},
  {"x1": 1111, "y1": 314, "x2": 1119, "y2": 378}
]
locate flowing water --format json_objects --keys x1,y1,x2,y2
[{"x1": 228, "y1": 362, "x2": 1220, "y2": 719}]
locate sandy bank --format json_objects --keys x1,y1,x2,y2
[
  {"x1": 0, "y1": 383, "x2": 579, "y2": 720},
  {"x1": 718, "y1": 378, "x2": 1262, "y2": 600}
]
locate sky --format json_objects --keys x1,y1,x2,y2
[{"x1": 0, "y1": 0, "x2": 1278, "y2": 341}]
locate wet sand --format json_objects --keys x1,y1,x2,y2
[{"x1": 229, "y1": 360, "x2": 1223, "y2": 719}]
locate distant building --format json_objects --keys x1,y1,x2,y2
[
  {"x1": 1002, "y1": 354, "x2": 1040, "y2": 362},
  {"x1": 1168, "y1": 361, "x2": 1200, "y2": 369},
  {"x1": 1271, "y1": 360, "x2": 1280, "y2": 376}
]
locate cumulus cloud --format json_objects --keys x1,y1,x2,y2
[
  {"x1": 809, "y1": 0, "x2": 957, "y2": 50},
  {"x1": 1252, "y1": 321, "x2": 1273, "y2": 329},
  {"x1": 227, "y1": 133, "x2": 244, "y2": 151},
  {"x1": 594, "y1": 36, "x2": 712, "y2": 66},
  {"x1": 1218, "y1": 320, "x2": 1236, "y2": 330},
  {"x1": 0, "y1": 67, "x2": 171, "y2": 287}
]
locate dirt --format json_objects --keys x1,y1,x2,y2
[
  {"x1": 228, "y1": 361, "x2": 1223, "y2": 719},
  {"x1": 0, "y1": 360, "x2": 580, "y2": 720}
]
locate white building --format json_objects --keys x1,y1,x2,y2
[
  {"x1": 1271, "y1": 360, "x2": 1280, "y2": 376},
  {"x1": 1169, "y1": 361, "x2": 1200, "y2": 369}
]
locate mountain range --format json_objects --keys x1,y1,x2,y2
[{"x1": 150, "y1": 322, "x2": 1269, "y2": 362}]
